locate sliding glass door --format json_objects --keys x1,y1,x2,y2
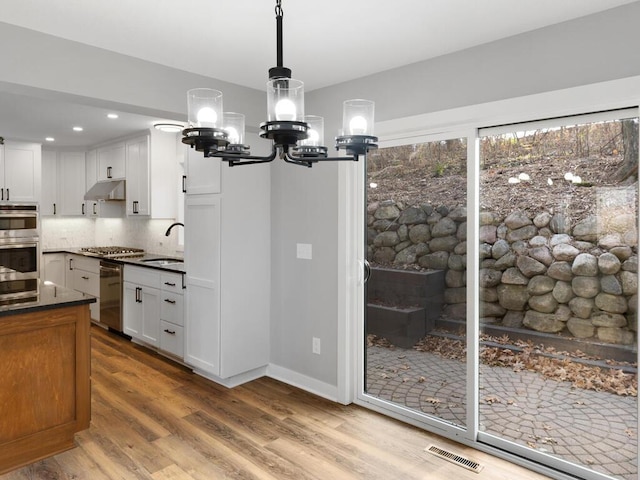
[
  {"x1": 363, "y1": 133, "x2": 470, "y2": 433},
  {"x1": 358, "y1": 109, "x2": 638, "y2": 480},
  {"x1": 478, "y1": 110, "x2": 638, "y2": 480}
]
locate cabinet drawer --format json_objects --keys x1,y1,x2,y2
[
  {"x1": 72, "y1": 269, "x2": 99, "y2": 297},
  {"x1": 160, "y1": 320, "x2": 184, "y2": 358},
  {"x1": 124, "y1": 265, "x2": 160, "y2": 288},
  {"x1": 160, "y1": 292, "x2": 184, "y2": 326},
  {"x1": 68, "y1": 255, "x2": 100, "y2": 274},
  {"x1": 160, "y1": 272, "x2": 183, "y2": 293}
]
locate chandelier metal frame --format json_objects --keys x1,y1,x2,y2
[{"x1": 182, "y1": 0, "x2": 378, "y2": 167}]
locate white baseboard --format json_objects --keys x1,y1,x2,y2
[
  {"x1": 192, "y1": 365, "x2": 267, "y2": 389},
  {"x1": 267, "y1": 364, "x2": 339, "y2": 402}
]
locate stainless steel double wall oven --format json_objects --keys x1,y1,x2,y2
[{"x1": 0, "y1": 203, "x2": 39, "y2": 302}]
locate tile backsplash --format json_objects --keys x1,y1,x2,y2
[{"x1": 42, "y1": 217, "x2": 183, "y2": 256}]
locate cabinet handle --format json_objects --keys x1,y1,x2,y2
[
  {"x1": 182, "y1": 273, "x2": 186, "y2": 290},
  {"x1": 5, "y1": 189, "x2": 8, "y2": 201},
  {"x1": 81, "y1": 275, "x2": 89, "y2": 280},
  {"x1": 69, "y1": 258, "x2": 74, "y2": 271},
  {"x1": 164, "y1": 282, "x2": 176, "y2": 287},
  {"x1": 164, "y1": 299, "x2": 176, "y2": 304},
  {"x1": 135, "y1": 286, "x2": 142, "y2": 303},
  {"x1": 82, "y1": 203, "x2": 85, "y2": 215},
  {"x1": 53, "y1": 203, "x2": 56, "y2": 215},
  {"x1": 93, "y1": 203, "x2": 97, "y2": 215},
  {"x1": 133, "y1": 200, "x2": 139, "y2": 214},
  {"x1": 163, "y1": 328, "x2": 176, "y2": 335},
  {"x1": 1, "y1": 188, "x2": 3, "y2": 201},
  {"x1": 107, "y1": 166, "x2": 112, "y2": 179},
  {"x1": 182, "y1": 175, "x2": 187, "y2": 193}
]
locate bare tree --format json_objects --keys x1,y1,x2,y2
[{"x1": 614, "y1": 118, "x2": 639, "y2": 182}]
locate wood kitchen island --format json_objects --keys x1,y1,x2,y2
[{"x1": 0, "y1": 282, "x2": 95, "y2": 475}]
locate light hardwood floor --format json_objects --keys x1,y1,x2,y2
[{"x1": 1, "y1": 326, "x2": 552, "y2": 480}]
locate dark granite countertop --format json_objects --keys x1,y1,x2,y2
[
  {"x1": 43, "y1": 249, "x2": 185, "y2": 273},
  {"x1": 0, "y1": 281, "x2": 96, "y2": 318}
]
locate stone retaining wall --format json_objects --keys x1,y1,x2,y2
[{"x1": 367, "y1": 200, "x2": 638, "y2": 345}]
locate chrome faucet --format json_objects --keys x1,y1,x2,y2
[{"x1": 165, "y1": 222, "x2": 184, "y2": 236}]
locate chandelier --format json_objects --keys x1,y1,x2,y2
[{"x1": 181, "y1": 0, "x2": 378, "y2": 167}]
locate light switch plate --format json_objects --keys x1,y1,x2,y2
[{"x1": 297, "y1": 243, "x2": 312, "y2": 260}]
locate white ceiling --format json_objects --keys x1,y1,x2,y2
[{"x1": 0, "y1": 0, "x2": 636, "y2": 147}]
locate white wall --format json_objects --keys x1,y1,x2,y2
[
  {"x1": 0, "y1": 21, "x2": 266, "y2": 128},
  {"x1": 270, "y1": 2, "x2": 640, "y2": 395}
]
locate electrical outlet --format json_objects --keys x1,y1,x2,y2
[{"x1": 312, "y1": 337, "x2": 321, "y2": 355}]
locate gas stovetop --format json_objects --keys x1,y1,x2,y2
[{"x1": 80, "y1": 246, "x2": 145, "y2": 259}]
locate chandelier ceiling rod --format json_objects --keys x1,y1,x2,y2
[
  {"x1": 269, "y1": 0, "x2": 291, "y2": 80},
  {"x1": 181, "y1": 0, "x2": 378, "y2": 167}
]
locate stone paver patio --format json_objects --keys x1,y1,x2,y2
[{"x1": 366, "y1": 345, "x2": 638, "y2": 480}]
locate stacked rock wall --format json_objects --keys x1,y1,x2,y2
[{"x1": 367, "y1": 200, "x2": 638, "y2": 345}]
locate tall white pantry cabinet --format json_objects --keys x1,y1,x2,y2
[{"x1": 183, "y1": 134, "x2": 270, "y2": 386}]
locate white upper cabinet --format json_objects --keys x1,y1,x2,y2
[
  {"x1": 85, "y1": 149, "x2": 98, "y2": 192},
  {"x1": 41, "y1": 150, "x2": 58, "y2": 216},
  {"x1": 96, "y1": 141, "x2": 125, "y2": 181},
  {"x1": 125, "y1": 135, "x2": 150, "y2": 216},
  {"x1": 1, "y1": 140, "x2": 41, "y2": 203},
  {"x1": 41, "y1": 150, "x2": 86, "y2": 216},
  {"x1": 58, "y1": 151, "x2": 86, "y2": 216},
  {"x1": 184, "y1": 144, "x2": 221, "y2": 195},
  {"x1": 125, "y1": 129, "x2": 178, "y2": 218}
]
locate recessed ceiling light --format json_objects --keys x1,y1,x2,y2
[
  {"x1": 107, "y1": 113, "x2": 119, "y2": 119},
  {"x1": 73, "y1": 126, "x2": 84, "y2": 132},
  {"x1": 154, "y1": 123, "x2": 183, "y2": 133},
  {"x1": 45, "y1": 137, "x2": 55, "y2": 142}
]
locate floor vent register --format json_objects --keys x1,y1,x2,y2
[{"x1": 425, "y1": 445, "x2": 484, "y2": 473}]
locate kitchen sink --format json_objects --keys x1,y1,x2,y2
[{"x1": 139, "y1": 258, "x2": 184, "y2": 266}]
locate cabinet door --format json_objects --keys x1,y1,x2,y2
[
  {"x1": 97, "y1": 142, "x2": 125, "y2": 181},
  {"x1": 141, "y1": 286, "x2": 160, "y2": 347},
  {"x1": 2, "y1": 140, "x2": 41, "y2": 202},
  {"x1": 43, "y1": 253, "x2": 66, "y2": 286},
  {"x1": 125, "y1": 136, "x2": 150, "y2": 216},
  {"x1": 85, "y1": 149, "x2": 98, "y2": 216},
  {"x1": 184, "y1": 145, "x2": 221, "y2": 195},
  {"x1": 41, "y1": 151, "x2": 58, "y2": 216},
  {"x1": 58, "y1": 151, "x2": 86, "y2": 216},
  {"x1": 184, "y1": 195, "x2": 221, "y2": 375},
  {"x1": 123, "y1": 282, "x2": 142, "y2": 339}
]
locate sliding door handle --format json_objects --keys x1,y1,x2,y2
[{"x1": 364, "y1": 259, "x2": 371, "y2": 284}]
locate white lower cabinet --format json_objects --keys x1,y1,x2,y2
[
  {"x1": 184, "y1": 195, "x2": 221, "y2": 376},
  {"x1": 123, "y1": 265, "x2": 160, "y2": 347},
  {"x1": 124, "y1": 265, "x2": 185, "y2": 359},
  {"x1": 42, "y1": 253, "x2": 66, "y2": 286},
  {"x1": 159, "y1": 272, "x2": 185, "y2": 357},
  {"x1": 66, "y1": 254, "x2": 100, "y2": 322}
]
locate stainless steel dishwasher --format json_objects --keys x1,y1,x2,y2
[{"x1": 99, "y1": 260, "x2": 123, "y2": 332}]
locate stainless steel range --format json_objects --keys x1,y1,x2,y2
[{"x1": 80, "y1": 246, "x2": 144, "y2": 334}]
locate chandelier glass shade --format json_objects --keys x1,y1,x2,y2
[{"x1": 181, "y1": 0, "x2": 378, "y2": 167}]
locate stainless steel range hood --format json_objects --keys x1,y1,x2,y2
[{"x1": 84, "y1": 180, "x2": 125, "y2": 201}]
